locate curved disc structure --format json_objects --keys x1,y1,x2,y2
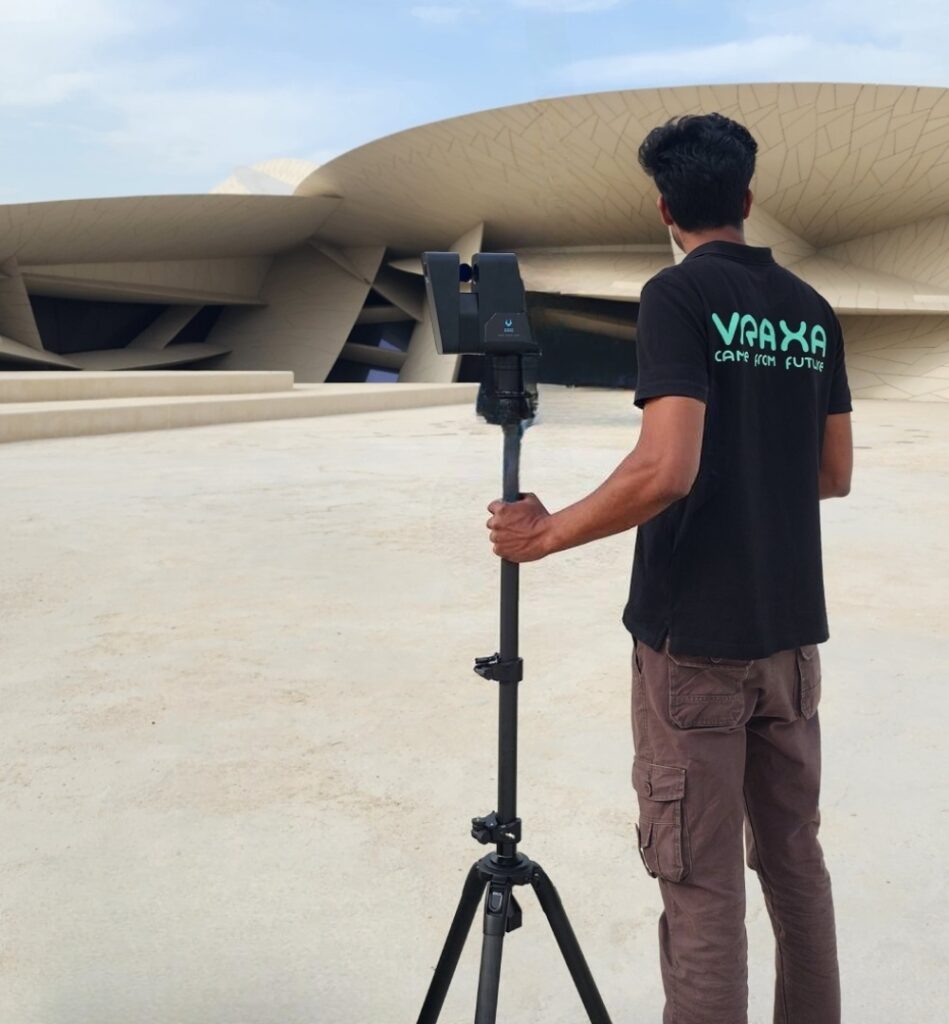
[{"x1": 2, "y1": 82, "x2": 949, "y2": 398}]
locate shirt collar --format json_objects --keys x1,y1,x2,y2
[{"x1": 684, "y1": 240, "x2": 775, "y2": 265}]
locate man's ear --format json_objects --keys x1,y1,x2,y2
[
  {"x1": 657, "y1": 194, "x2": 675, "y2": 227},
  {"x1": 743, "y1": 188, "x2": 754, "y2": 220}
]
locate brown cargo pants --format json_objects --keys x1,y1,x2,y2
[{"x1": 631, "y1": 638, "x2": 841, "y2": 1024}]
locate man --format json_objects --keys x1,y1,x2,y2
[{"x1": 485, "y1": 113, "x2": 852, "y2": 1024}]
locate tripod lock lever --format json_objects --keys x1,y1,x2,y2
[
  {"x1": 471, "y1": 811, "x2": 522, "y2": 845},
  {"x1": 473, "y1": 652, "x2": 523, "y2": 684}
]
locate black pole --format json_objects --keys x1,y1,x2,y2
[{"x1": 497, "y1": 422, "x2": 521, "y2": 862}]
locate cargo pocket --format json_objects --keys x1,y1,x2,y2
[
  {"x1": 667, "y1": 650, "x2": 750, "y2": 729},
  {"x1": 632, "y1": 757, "x2": 689, "y2": 882},
  {"x1": 797, "y1": 644, "x2": 822, "y2": 719}
]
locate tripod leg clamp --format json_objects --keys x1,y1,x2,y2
[
  {"x1": 473, "y1": 653, "x2": 523, "y2": 683},
  {"x1": 484, "y1": 885, "x2": 523, "y2": 935}
]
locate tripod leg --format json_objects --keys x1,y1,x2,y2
[
  {"x1": 474, "y1": 882, "x2": 514, "y2": 1024},
  {"x1": 417, "y1": 863, "x2": 487, "y2": 1024},
  {"x1": 531, "y1": 864, "x2": 613, "y2": 1024}
]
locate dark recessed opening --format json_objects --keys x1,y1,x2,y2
[
  {"x1": 169, "y1": 306, "x2": 224, "y2": 344},
  {"x1": 30, "y1": 296, "x2": 165, "y2": 354},
  {"x1": 326, "y1": 359, "x2": 399, "y2": 383},
  {"x1": 346, "y1": 320, "x2": 413, "y2": 352}
]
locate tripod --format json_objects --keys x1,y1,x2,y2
[{"x1": 416, "y1": 355, "x2": 613, "y2": 1024}]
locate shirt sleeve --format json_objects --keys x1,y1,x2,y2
[
  {"x1": 828, "y1": 313, "x2": 852, "y2": 415},
  {"x1": 634, "y1": 273, "x2": 710, "y2": 410}
]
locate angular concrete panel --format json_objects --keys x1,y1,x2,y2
[
  {"x1": 21, "y1": 257, "x2": 272, "y2": 305},
  {"x1": 0, "y1": 335, "x2": 77, "y2": 369},
  {"x1": 127, "y1": 307, "x2": 203, "y2": 350},
  {"x1": 744, "y1": 206, "x2": 816, "y2": 265},
  {"x1": 517, "y1": 247, "x2": 671, "y2": 301},
  {"x1": 369, "y1": 266, "x2": 424, "y2": 322},
  {"x1": 0, "y1": 257, "x2": 43, "y2": 351},
  {"x1": 69, "y1": 344, "x2": 230, "y2": 371},
  {"x1": 823, "y1": 216, "x2": 949, "y2": 296},
  {"x1": 791, "y1": 256, "x2": 949, "y2": 314},
  {"x1": 840, "y1": 314, "x2": 949, "y2": 401},
  {"x1": 0, "y1": 195, "x2": 340, "y2": 264},
  {"x1": 207, "y1": 246, "x2": 384, "y2": 382}
]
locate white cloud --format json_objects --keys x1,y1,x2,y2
[
  {"x1": 563, "y1": 35, "x2": 809, "y2": 86},
  {"x1": 100, "y1": 81, "x2": 397, "y2": 176},
  {"x1": 513, "y1": 0, "x2": 622, "y2": 10},
  {"x1": 410, "y1": 0, "x2": 620, "y2": 20},
  {"x1": 560, "y1": 0, "x2": 949, "y2": 90},
  {"x1": 745, "y1": 0, "x2": 949, "y2": 41},
  {"x1": 101, "y1": 87, "x2": 315, "y2": 175},
  {"x1": 0, "y1": 0, "x2": 410, "y2": 189},
  {"x1": 0, "y1": 0, "x2": 136, "y2": 33},
  {"x1": 0, "y1": 0, "x2": 171, "y2": 107},
  {"x1": 409, "y1": 4, "x2": 470, "y2": 23}
]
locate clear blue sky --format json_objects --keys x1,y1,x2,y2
[{"x1": 2, "y1": 0, "x2": 947, "y2": 203}]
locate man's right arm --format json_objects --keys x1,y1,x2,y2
[{"x1": 820, "y1": 412, "x2": 852, "y2": 499}]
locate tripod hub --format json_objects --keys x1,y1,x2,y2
[{"x1": 475, "y1": 851, "x2": 536, "y2": 886}]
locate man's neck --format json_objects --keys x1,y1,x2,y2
[{"x1": 677, "y1": 224, "x2": 746, "y2": 255}]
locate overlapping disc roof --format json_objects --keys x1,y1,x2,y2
[
  {"x1": 3, "y1": 82, "x2": 949, "y2": 396},
  {"x1": 295, "y1": 82, "x2": 949, "y2": 252}
]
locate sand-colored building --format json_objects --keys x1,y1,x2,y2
[{"x1": 2, "y1": 82, "x2": 949, "y2": 401}]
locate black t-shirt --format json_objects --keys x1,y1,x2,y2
[{"x1": 623, "y1": 240, "x2": 852, "y2": 660}]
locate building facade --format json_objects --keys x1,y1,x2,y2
[{"x1": 3, "y1": 83, "x2": 949, "y2": 401}]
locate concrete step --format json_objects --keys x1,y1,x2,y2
[
  {"x1": 0, "y1": 370, "x2": 295, "y2": 403},
  {"x1": 0, "y1": 382, "x2": 479, "y2": 443}
]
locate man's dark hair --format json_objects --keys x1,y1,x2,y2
[{"x1": 638, "y1": 113, "x2": 758, "y2": 232}]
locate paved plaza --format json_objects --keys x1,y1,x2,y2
[{"x1": 1, "y1": 386, "x2": 946, "y2": 1023}]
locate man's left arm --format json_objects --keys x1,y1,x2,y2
[{"x1": 486, "y1": 395, "x2": 706, "y2": 562}]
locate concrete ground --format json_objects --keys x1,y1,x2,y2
[{"x1": 0, "y1": 386, "x2": 946, "y2": 1024}]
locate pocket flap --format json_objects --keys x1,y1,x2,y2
[
  {"x1": 668, "y1": 651, "x2": 752, "y2": 670},
  {"x1": 796, "y1": 644, "x2": 822, "y2": 689},
  {"x1": 636, "y1": 820, "x2": 654, "y2": 849},
  {"x1": 633, "y1": 758, "x2": 686, "y2": 802},
  {"x1": 796, "y1": 645, "x2": 822, "y2": 718}
]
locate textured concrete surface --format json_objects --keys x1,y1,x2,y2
[
  {"x1": 0, "y1": 371, "x2": 294, "y2": 403},
  {"x1": 0, "y1": 380, "x2": 478, "y2": 444},
  {"x1": 0, "y1": 387, "x2": 946, "y2": 1023}
]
